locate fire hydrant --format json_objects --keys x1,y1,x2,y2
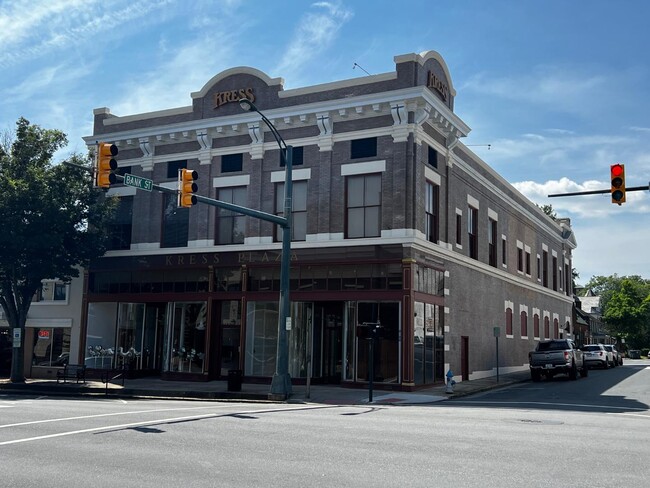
[{"x1": 446, "y1": 370, "x2": 456, "y2": 394}]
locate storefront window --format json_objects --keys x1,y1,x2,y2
[
  {"x1": 31, "y1": 327, "x2": 70, "y2": 367},
  {"x1": 244, "y1": 301, "x2": 278, "y2": 377},
  {"x1": 164, "y1": 302, "x2": 207, "y2": 374},
  {"x1": 288, "y1": 302, "x2": 312, "y2": 378},
  {"x1": 116, "y1": 303, "x2": 144, "y2": 369}
]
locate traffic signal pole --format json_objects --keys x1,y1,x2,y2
[{"x1": 548, "y1": 185, "x2": 649, "y2": 198}]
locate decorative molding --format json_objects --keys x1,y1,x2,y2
[
  {"x1": 139, "y1": 137, "x2": 152, "y2": 157},
  {"x1": 316, "y1": 112, "x2": 333, "y2": 152},
  {"x1": 390, "y1": 101, "x2": 409, "y2": 142}
]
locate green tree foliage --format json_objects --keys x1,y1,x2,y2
[
  {"x1": 0, "y1": 118, "x2": 116, "y2": 382},
  {"x1": 537, "y1": 203, "x2": 557, "y2": 221},
  {"x1": 584, "y1": 274, "x2": 650, "y2": 348}
]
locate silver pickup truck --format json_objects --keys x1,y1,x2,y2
[{"x1": 529, "y1": 339, "x2": 588, "y2": 381}]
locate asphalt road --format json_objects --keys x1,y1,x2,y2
[{"x1": 1, "y1": 360, "x2": 649, "y2": 488}]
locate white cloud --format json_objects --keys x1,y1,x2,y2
[
  {"x1": 274, "y1": 1, "x2": 353, "y2": 79},
  {"x1": 460, "y1": 65, "x2": 607, "y2": 116},
  {"x1": 0, "y1": 0, "x2": 173, "y2": 67},
  {"x1": 513, "y1": 177, "x2": 650, "y2": 218}
]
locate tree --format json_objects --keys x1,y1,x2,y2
[
  {"x1": 584, "y1": 274, "x2": 650, "y2": 348},
  {"x1": 0, "y1": 118, "x2": 116, "y2": 383},
  {"x1": 537, "y1": 203, "x2": 557, "y2": 221}
]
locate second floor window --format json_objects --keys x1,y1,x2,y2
[
  {"x1": 346, "y1": 174, "x2": 381, "y2": 238},
  {"x1": 425, "y1": 181, "x2": 439, "y2": 243},
  {"x1": 107, "y1": 196, "x2": 133, "y2": 251},
  {"x1": 281, "y1": 146, "x2": 304, "y2": 167},
  {"x1": 33, "y1": 280, "x2": 68, "y2": 302},
  {"x1": 222, "y1": 153, "x2": 243, "y2": 173},
  {"x1": 161, "y1": 193, "x2": 189, "y2": 248},
  {"x1": 216, "y1": 187, "x2": 247, "y2": 245},
  {"x1": 275, "y1": 181, "x2": 307, "y2": 241},
  {"x1": 488, "y1": 218, "x2": 497, "y2": 267},
  {"x1": 468, "y1": 206, "x2": 478, "y2": 259},
  {"x1": 167, "y1": 160, "x2": 187, "y2": 179},
  {"x1": 350, "y1": 137, "x2": 377, "y2": 159}
]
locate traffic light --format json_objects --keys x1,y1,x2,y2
[
  {"x1": 178, "y1": 168, "x2": 198, "y2": 207},
  {"x1": 96, "y1": 142, "x2": 118, "y2": 188},
  {"x1": 610, "y1": 163, "x2": 626, "y2": 205}
]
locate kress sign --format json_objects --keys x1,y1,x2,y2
[{"x1": 213, "y1": 88, "x2": 255, "y2": 109}]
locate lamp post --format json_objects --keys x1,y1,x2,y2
[{"x1": 239, "y1": 97, "x2": 293, "y2": 399}]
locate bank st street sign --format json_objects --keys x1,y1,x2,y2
[{"x1": 123, "y1": 173, "x2": 153, "y2": 192}]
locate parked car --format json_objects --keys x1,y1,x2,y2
[
  {"x1": 628, "y1": 349, "x2": 641, "y2": 359},
  {"x1": 604, "y1": 345, "x2": 622, "y2": 366},
  {"x1": 582, "y1": 344, "x2": 610, "y2": 369}
]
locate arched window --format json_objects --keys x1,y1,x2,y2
[
  {"x1": 505, "y1": 308, "x2": 513, "y2": 336},
  {"x1": 520, "y1": 311, "x2": 528, "y2": 337},
  {"x1": 533, "y1": 314, "x2": 540, "y2": 338},
  {"x1": 554, "y1": 318, "x2": 559, "y2": 339},
  {"x1": 544, "y1": 316, "x2": 550, "y2": 339}
]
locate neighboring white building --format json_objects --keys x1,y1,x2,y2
[{"x1": 0, "y1": 274, "x2": 84, "y2": 379}]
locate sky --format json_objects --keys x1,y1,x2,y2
[{"x1": 1, "y1": 0, "x2": 648, "y2": 286}]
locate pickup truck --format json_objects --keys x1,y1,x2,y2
[{"x1": 529, "y1": 339, "x2": 588, "y2": 381}]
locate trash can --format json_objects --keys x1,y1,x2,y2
[{"x1": 227, "y1": 369, "x2": 242, "y2": 392}]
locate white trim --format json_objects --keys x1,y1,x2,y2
[
  {"x1": 213, "y1": 174, "x2": 250, "y2": 188},
  {"x1": 107, "y1": 186, "x2": 137, "y2": 197},
  {"x1": 467, "y1": 194, "x2": 479, "y2": 208},
  {"x1": 25, "y1": 318, "x2": 73, "y2": 328},
  {"x1": 340, "y1": 160, "x2": 386, "y2": 176},
  {"x1": 488, "y1": 208, "x2": 498, "y2": 221},
  {"x1": 424, "y1": 166, "x2": 441, "y2": 185},
  {"x1": 271, "y1": 168, "x2": 312, "y2": 183}
]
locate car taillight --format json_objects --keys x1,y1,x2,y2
[
  {"x1": 599, "y1": 351, "x2": 603, "y2": 356},
  {"x1": 564, "y1": 351, "x2": 570, "y2": 361}
]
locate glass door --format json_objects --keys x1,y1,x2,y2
[{"x1": 220, "y1": 300, "x2": 242, "y2": 376}]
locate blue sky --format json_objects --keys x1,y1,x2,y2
[{"x1": 1, "y1": 0, "x2": 648, "y2": 285}]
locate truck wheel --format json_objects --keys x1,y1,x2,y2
[
  {"x1": 531, "y1": 370, "x2": 541, "y2": 382},
  {"x1": 569, "y1": 362, "x2": 578, "y2": 380}
]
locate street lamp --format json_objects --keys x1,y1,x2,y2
[{"x1": 239, "y1": 97, "x2": 293, "y2": 399}]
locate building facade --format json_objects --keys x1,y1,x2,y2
[
  {"x1": 0, "y1": 276, "x2": 83, "y2": 379},
  {"x1": 82, "y1": 50, "x2": 577, "y2": 389}
]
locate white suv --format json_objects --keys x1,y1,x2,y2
[{"x1": 583, "y1": 344, "x2": 611, "y2": 369}]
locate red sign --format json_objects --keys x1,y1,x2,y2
[{"x1": 38, "y1": 330, "x2": 50, "y2": 339}]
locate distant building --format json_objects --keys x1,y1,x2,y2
[
  {"x1": 576, "y1": 290, "x2": 612, "y2": 345},
  {"x1": 0, "y1": 276, "x2": 84, "y2": 378},
  {"x1": 81, "y1": 50, "x2": 577, "y2": 388}
]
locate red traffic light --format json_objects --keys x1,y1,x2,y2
[{"x1": 610, "y1": 163, "x2": 626, "y2": 205}]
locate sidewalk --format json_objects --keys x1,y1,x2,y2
[{"x1": 0, "y1": 370, "x2": 530, "y2": 405}]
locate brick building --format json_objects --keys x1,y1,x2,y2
[{"x1": 82, "y1": 50, "x2": 577, "y2": 389}]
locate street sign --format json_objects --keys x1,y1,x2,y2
[
  {"x1": 12, "y1": 328, "x2": 21, "y2": 348},
  {"x1": 123, "y1": 173, "x2": 153, "y2": 192}
]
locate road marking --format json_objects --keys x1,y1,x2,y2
[
  {"x1": 0, "y1": 404, "x2": 330, "y2": 446},
  {"x1": 453, "y1": 400, "x2": 649, "y2": 411},
  {"x1": 0, "y1": 405, "x2": 231, "y2": 429}
]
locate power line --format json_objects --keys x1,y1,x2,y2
[{"x1": 352, "y1": 62, "x2": 371, "y2": 76}]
